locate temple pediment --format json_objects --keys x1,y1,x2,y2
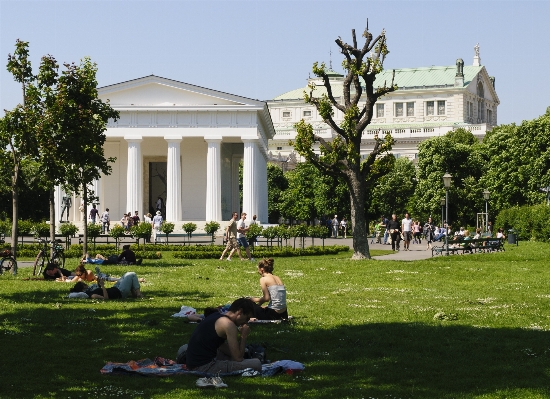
[{"x1": 99, "y1": 75, "x2": 262, "y2": 108}]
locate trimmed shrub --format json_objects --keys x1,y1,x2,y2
[
  {"x1": 182, "y1": 222, "x2": 197, "y2": 237},
  {"x1": 17, "y1": 220, "x2": 33, "y2": 236},
  {"x1": 32, "y1": 222, "x2": 50, "y2": 238},
  {"x1": 59, "y1": 223, "x2": 79, "y2": 237}
]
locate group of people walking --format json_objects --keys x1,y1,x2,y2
[{"x1": 375, "y1": 213, "x2": 498, "y2": 252}]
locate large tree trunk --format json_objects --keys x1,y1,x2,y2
[
  {"x1": 10, "y1": 164, "x2": 19, "y2": 259},
  {"x1": 49, "y1": 188, "x2": 56, "y2": 256},
  {"x1": 349, "y1": 168, "x2": 370, "y2": 260}
]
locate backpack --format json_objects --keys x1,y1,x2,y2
[{"x1": 244, "y1": 343, "x2": 267, "y2": 364}]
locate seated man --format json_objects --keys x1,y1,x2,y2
[
  {"x1": 43, "y1": 263, "x2": 74, "y2": 281},
  {"x1": 183, "y1": 297, "x2": 262, "y2": 373},
  {"x1": 118, "y1": 244, "x2": 141, "y2": 265}
]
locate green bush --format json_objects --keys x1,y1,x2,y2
[
  {"x1": 109, "y1": 224, "x2": 126, "y2": 240},
  {"x1": 204, "y1": 221, "x2": 220, "y2": 235},
  {"x1": 161, "y1": 222, "x2": 175, "y2": 235},
  {"x1": 496, "y1": 204, "x2": 550, "y2": 242},
  {"x1": 17, "y1": 220, "x2": 33, "y2": 236},
  {"x1": 246, "y1": 223, "x2": 263, "y2": 240},
  {"x1": 59, "y1": 222, "x2": 79, "y2": 237},
  {"x1": 131, "y1": 222, "x2": 152, "y2": 240},
  {"x1": 172, "y1": 245, "x2": 349, "y2": 259},
  {"x1": 182, "y1": 222, "x2": 197, "y2": 237},
  {"x1": 32, "y1": 222, "x2": 50, "y2": 238},
  {"x1": 0, "y1": 219, "x2": 12, "y2": 235},
  {"x1": 87, "y1": 223, "x2": 102, "y2": 238}
]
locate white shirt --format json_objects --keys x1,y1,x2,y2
[
  {"x1": 237, "y1": 219, "x2": 247, "y2": 239},
  {"x1": 402, "y1": 218, "x2": 413, "y2": 232}
]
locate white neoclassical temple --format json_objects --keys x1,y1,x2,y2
[
  {"x1": 55, "y1": 75, "x2": 274, "y2": 227},
  {"x1": 267, "y1": 45, "x2": 500, "y2": 164}
]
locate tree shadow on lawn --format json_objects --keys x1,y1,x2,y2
[{"x1": 2, "y1": 305, "x2": 550, "y2": 399}]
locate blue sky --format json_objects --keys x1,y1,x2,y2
[{"x1": 1, "y1": 0, "x2": 548, "y2": 124}]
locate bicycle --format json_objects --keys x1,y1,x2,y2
[
  {"x1": 0, "y1": 234, "x2": 18, "y2": 276},
  {"x1": 33, "y1": 237, "x2": 65, "y2": 276}
]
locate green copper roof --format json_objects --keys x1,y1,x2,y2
[{"x1": 272, "y1": 65, "x2": 484, "y2": 101}]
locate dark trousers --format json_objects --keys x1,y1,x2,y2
[{"x1": 391, "y1": 232, "x2": 401, "y2": 251}]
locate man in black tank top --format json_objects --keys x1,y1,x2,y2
[{"x1": 184, "y1": 298, "x2": 262, "y2": 373}]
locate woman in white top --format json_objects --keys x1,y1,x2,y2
[
  {"x1": 340, "y1": 217, "x2": 348, "y2": 238},
  {"x1": 249, "y1": 258, "x2": 288, "y2": 320}
]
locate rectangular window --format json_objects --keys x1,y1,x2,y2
[
  {"x1": 282, "y1": 111, "x2": 290, "y2": 118},
  {"x1": 437, "y1": 100, "x2": 446, "y2": 115},
  {"x1": 276, "y1": 146, "x2": 282, "y2": 150},
  {"x1": 426, "y1": 101, "x2": 434, "y2": 115},
  {"x1": 468, "y1": 102, "x2": 473, "y2": 118},
  {"x1": 395, "y1": 103, "x2": 404, "y2": 117},
  {"x1": 487, "y1": 109, "x2": 492, "y2": 124},
  {"x1": 407, "y1": 102, "x2": 414, "y2": 117},
  {"x1": 376, "y1": 103, "x2": 384, "y2": 118},
  {"x1": 303, "y1": 110, "x2": 311, "y2": 117}
]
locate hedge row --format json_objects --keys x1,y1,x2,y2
[
  {"x1": 496, "y1": 204, "x2": 550, "y2": 242},
  {"x1": 173, "y1": 245, "x2": 349, "y2": 259}
]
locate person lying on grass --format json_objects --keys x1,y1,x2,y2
[
  {"x1": 247, "y1": 258, "x2": 288, "y2": 321},
  {"x1": 65, "y1": 265, "x2": 146, "y2": 283},
  {"x1": 81, "y1": 253, "x2": 110, "y2": 265},
  {"x1": 68, "y1": 272, "x2": 144, "y2": 299},
  {"x1": 43, "y1": 263, "x2": 75, "y2": 281}
]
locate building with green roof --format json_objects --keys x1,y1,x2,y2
[{"x1": 266, "y1": 46, "x2": 499, "y2": 166}]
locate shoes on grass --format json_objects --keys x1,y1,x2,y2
[
  {"x1": 196, "y1": 376, "x2": 228, "y2": 388},
  {"x1": 226, "y1": 258, "x2": 232, "y2": 261}
]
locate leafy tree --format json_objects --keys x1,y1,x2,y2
[
  {"x1": 293, "y1": 24, "x2": 396, "y2": 259},
  {"x1": 480, "y1": 108, "x2": 550, "y2": 216},
  {"x1": 368, "y1": 157, "x2": 415, "y2": 220},
  {"x1": 2, "y1": 40, "x2": 118, "y2": 258},
  {"x1": 0, "y1": 39, "x2": 37, "y2": 257},
  {"x1": 182, "y1": 222, "x2": 197, "y2": 239},
  {"x1": 410, "y1": 129, "x2": 485, "y2": 227},
  {"x1": 279, "y1": 163, "x2": 318, "y2": 224},
  {"x1": 313, "y1": 170, "x2": 350, "y2": 223},
  {"x1": 267, "y1": 163, "x2": 288, "y2": 223}
]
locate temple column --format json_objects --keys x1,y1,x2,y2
[
  {"x1": 125, "y1": 137, "x2": 143, "y2": 217},
  {"x1": 165, "y1": 137, "x2": 182, "y2": 222},
  {"x1": 205, "y1": 138, "x2": 222, "y2": 221},
  {"x1": 242, "y1": 139, "x2": 258, "y2": 219}
]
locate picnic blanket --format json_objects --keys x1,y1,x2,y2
[{"x1": 100, "y1": 357, "x2": 303, "y2": 377}]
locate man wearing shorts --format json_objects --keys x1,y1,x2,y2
[
  {"x1": 219, "y1": 212, "x2": 244, "y2": 261},
  {"x1": 402, "y1": 212, "x2": 413, "y2": 251},
  {"x1": 237, "y1": 213, "x2": 254, "y2": 262}
]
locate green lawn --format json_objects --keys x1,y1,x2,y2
[{"x1": 1, "y1": 243, "x2": 550, "y2": 398}]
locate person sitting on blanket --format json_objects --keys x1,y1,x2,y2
[
  {"x1": 248, "y1": 258, "x2": 288, "y2": 321},
  {"x1": 43, "y1": 262, "x2": 74, "y2": 281},
  {"x1": 183, "y1": 297, "x2": 262, "y2": 373},
  {"x1": 68, "y1": 272, "x2": 144, "y2": 299}
]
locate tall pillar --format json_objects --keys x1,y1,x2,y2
[
  {"x1": 125, "y1": 137, "x2": 143, "y2": 217},
  {"x1": 165, "y1": 137, "x2": 182, "y2": 222},
  {"x1": 205, "y1": 138, "x2": 222, "y2": 221},
  {"x1": 242, "y1": 139, "x2": 258, "y2": 219},
  {"x1": 258, "y1": 150, "x2": 268, "y2": 223}
]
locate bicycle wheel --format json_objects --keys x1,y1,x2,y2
[
  {"x1": 33, "y1": 251, "x2": 44, "y2": 276},
  {"x1": 52, "y1": 252, "x2": 65, "y2": 268},
  {"x1": 0, "y1": 257, "x2": 17, "y2": 275}
]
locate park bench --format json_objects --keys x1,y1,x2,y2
[{"x1": 432, "y1": 236, "x2": 504, "y2": 257}]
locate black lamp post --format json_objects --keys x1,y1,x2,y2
[
  {"x1": 483, "y1": 189, "x2": 490, "y2": 233},
  {"x1": 442, "y1": 172, "x2": 452, "y2": 256},
  {"x1": 440, "y1": 198, "x2": 446, "y2": 226}
]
